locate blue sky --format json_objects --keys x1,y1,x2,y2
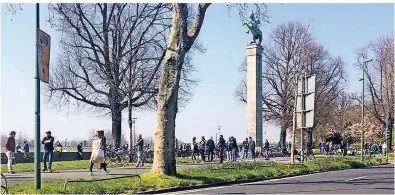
[{"x1": 1, "y1": 3, "x2": 394, "y2": 143}]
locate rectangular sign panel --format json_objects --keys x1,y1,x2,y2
[
  {"x1": 296, "y1": 75, "x2": 316, "y2": 129},
  {"x1": 37, "y1": 29, "x2": 51, "y2": 83}
]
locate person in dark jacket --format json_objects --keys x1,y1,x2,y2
[
  {"x1": 77, "y1": 143, "x2": 83, "y2": 160},
  {"x1": 206, "y1": 136, "x2": 215, "y2": 162},
  {"x1": 248, "y1": 137, "x2": 256, "y2": 160},
  {"x1": 135, "y1": 134, "x2": 144, "y2": 167},
  {"x1": 242, "y1": 138, "x2": 249, "y2": 159},
  {"x1": 199, "y1": 136, "x2": 206, "y2": 163},
  {"x1": 192, "y1": 137, "x2": 198, "y2": 163},
  {"x1": 263, "y1": 139, "x2": 270, "y2": 160},
  {"x1": 4, "y1": 131, "x2": 16, "y2": 174},
  {"x1": 217, "y1": 135, "x2": 226, "y2": 163},
  {"x1": 230, "y1": 136, "x2": 237, "y2": 162},
  {"x1": 22, "y1": 141, "x2": 30, "y2": 158},
  {"x1": 41, "y1": 131, "x2": 55, "y2": 172}
]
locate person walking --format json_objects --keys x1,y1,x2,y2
[
  {"x1": 263, "y1": 139, "x2": 270, "y2": 160},
  {"x1": 248, "y1": 137, "x2": 256, "y2": 160},
  {"x1": 217, "y1": 135, "x2": 226, "y2": 163},
  {"x1": 89, "y1": 130, "x2": 109, "y2": 176},
  {"x1": 206, "y1": 136, "x2": 215, "y2": 162},
  {"x1": 41, "y1": 131, "x2": 55, "y2": 172},
  {"x1": 199, "y1": 136, "x2": 206, "y2": 163},
  {"x1": 242, "y1": 138, "x2": 249, "y2": 159},
  {"x1": 192, "y1": 137, "x2": 198, "y2": 163},
  {"x1": 4, "y1": 131, "x2": 16, "y2": 174},
  {"x1": 135, "y1": 134, "x2": 144, "y2": 167}
]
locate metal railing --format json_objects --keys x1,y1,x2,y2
[{"x1": 63, "y1": 174, "x2": 141, "y2": 191}]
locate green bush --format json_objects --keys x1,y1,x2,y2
[{"x1": 7, "y1": 158, "x2": 387, "y2": 194}]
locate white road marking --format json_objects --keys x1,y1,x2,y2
[
  {"x1": 166, "y1": 170, "x2": 340, "y2": 195},
  {"x1": 343, "y1": 176, "x2": 367, "y2": 182}
]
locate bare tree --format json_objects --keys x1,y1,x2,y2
[
  {"x1": 46, "y1": 3, "x2": 173, "y2": 148},
  {"x1": 235, "y1": 21, "x2": 346, "y2": 149},
  {"x1": 355, "y1": 34, "x2": 394, "y2": 145},
  {"x1": 152, "y1": 3, "x2": 269, "y2": 175}
]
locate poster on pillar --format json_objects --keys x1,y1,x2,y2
[
  {"x1": 296, "y1": 75, "x2": 316, "y2": 129},
  {"x1": 37, "y1": 29, "x2": 51, "y2": 83}
]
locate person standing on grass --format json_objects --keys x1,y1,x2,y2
[
  {"x1": 263, "y1": 139, "x2": 270, "y2": 160},
  {"x1": 192, "y1": 137, "x2": 198, "y2": 163},
  {"x1": 89, "y1": 130, "x2": 109, "y2": 176},
  {"x1": 199, "y1": 136, "x2": 206, "y2": 163},
  {"x1": 226, "y1": 138, "x2": 232, "y2": 161},
  {"x1": 77, "y1": 143, "x2": 83, "y2": 160},
  {"x1": 206, "y1": 136, "x2": 215, "y2": 162},
  {"x1": 135, "y1": 134, "x2": 144, "y2": 167},
  {"x1": 41, "y1": 131, "x2": 54, "y2": 172},
  {"x1": 22, "y1": 140, "x2": 29, "y2": 158},
  {"x1": 230, "y1": 136, "x2": 237, "y2": 162},
  {"x1": 242, "y1": 138, "x2": 249, "y2": 159},
  {"x1": 4, "y1": 131, "x2": 16, "y2": 174},
  {"x1": 218, "y1": 135, "x2": 226, "y2": 163},
  {"x1": 248, "y1": 137, "x2": 256, "y2": 160}
]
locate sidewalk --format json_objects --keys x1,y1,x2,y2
[{"x1": 2, "y1": 157, "x2": 294, "y2": 185}]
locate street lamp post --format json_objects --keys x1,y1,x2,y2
[{"x1": 360, "y1": 59, "x2": 372, "y2": 161}]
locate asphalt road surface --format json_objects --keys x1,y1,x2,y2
[{"x1": 172, "y1": 164, "x2": 394, "y2": 194}]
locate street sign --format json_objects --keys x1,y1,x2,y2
[
  {"x1": 37, "y1": 29, "x2": 51, "y2": 83},
  {"x1": 296, "y1": 75, "x2": 316, "y2": 129}
]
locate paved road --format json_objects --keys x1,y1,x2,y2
[
  {"x1": 2, "y1": 157, "x2": 293, "y2": 185},
  {"x1": 172, "y1": 164, "x2": 394, "y2": 194}
]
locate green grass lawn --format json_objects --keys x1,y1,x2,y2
[
  {"x1": 1, "y1": 160, "x2": 139, "y2": 173},
  {"x1": 6, "y1": 157, "x2": 385, "y2": 194}
]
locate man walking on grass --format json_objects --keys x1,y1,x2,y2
[
  {"x1": 4, "y1": 131, "x2": 16, "y2": 174},
  {"x1": 242, "y1": 138, "x2": 249, "y2": 159}
]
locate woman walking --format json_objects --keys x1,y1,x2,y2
[
  {"x1": 192, "y1": 137, "x2": 198, "y2": 163},
  {"x1": 88, "y1": 130, "x2": 109, "y2": 176}
]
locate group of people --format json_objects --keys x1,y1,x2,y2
[
  {"x1": 187, "y1": 135, "x2": 259, "y2": 164},
  {"x1": 4, "y1": 130, "x2": 54, "y2": 174}
]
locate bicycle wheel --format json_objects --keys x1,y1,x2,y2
[
  {"x1": 1, "y1": 186, "x2": 8, "y2": 195},
  {"x1": 145, "y1": 151, "x2": 154, "y2": 163},
  {"x1": 1, "y1": 174, "x2": 6, "y2": 188}
]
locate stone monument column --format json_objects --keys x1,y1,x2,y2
[{"x1": 246, "y1": 43, "x2": 263, "y2": 147}]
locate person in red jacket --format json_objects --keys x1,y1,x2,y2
[{"x1": 4, "y1": 131, "x2": 16, "y2": 174}]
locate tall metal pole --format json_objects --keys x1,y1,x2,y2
[
  {"x1": 291, "y1": 89, "x2": 297, "y2": 164},
  {"x1": 34, "y1": 3, "x2": 41, "y2": 189},
  {"x1": 361, "y1": 65, "x2": 365, "y2": 161},
  {"x1": 386, "y1": 104, "x2": 394, "y2": 163}
]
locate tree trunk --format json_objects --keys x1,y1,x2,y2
[
  {"x1": 279, "y1": 124, "x2": 287, "y2": 150},
  {"x1": 151, "y1": 5, "x2": 187, "y2": 176},
  {"x1": 151, "y1": 3, "x2": 210, "y2": 176},
  {"x1": 111, "y1": 103, "x2": 122, "y2": 148}
]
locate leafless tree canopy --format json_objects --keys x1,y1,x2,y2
[
  {"x1": 355, "y1": 34, "x2": 394, "y2": 133},
  {"x1": 44, "y1": 3, "x2": 202, "y2": 147},
  {"x1": 235, "y1": 21, "x2": 346, "y2": 148}
]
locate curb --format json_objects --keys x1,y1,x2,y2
[{"x1": 136, "y1": 167, "x2": 363, "y2": 194}]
